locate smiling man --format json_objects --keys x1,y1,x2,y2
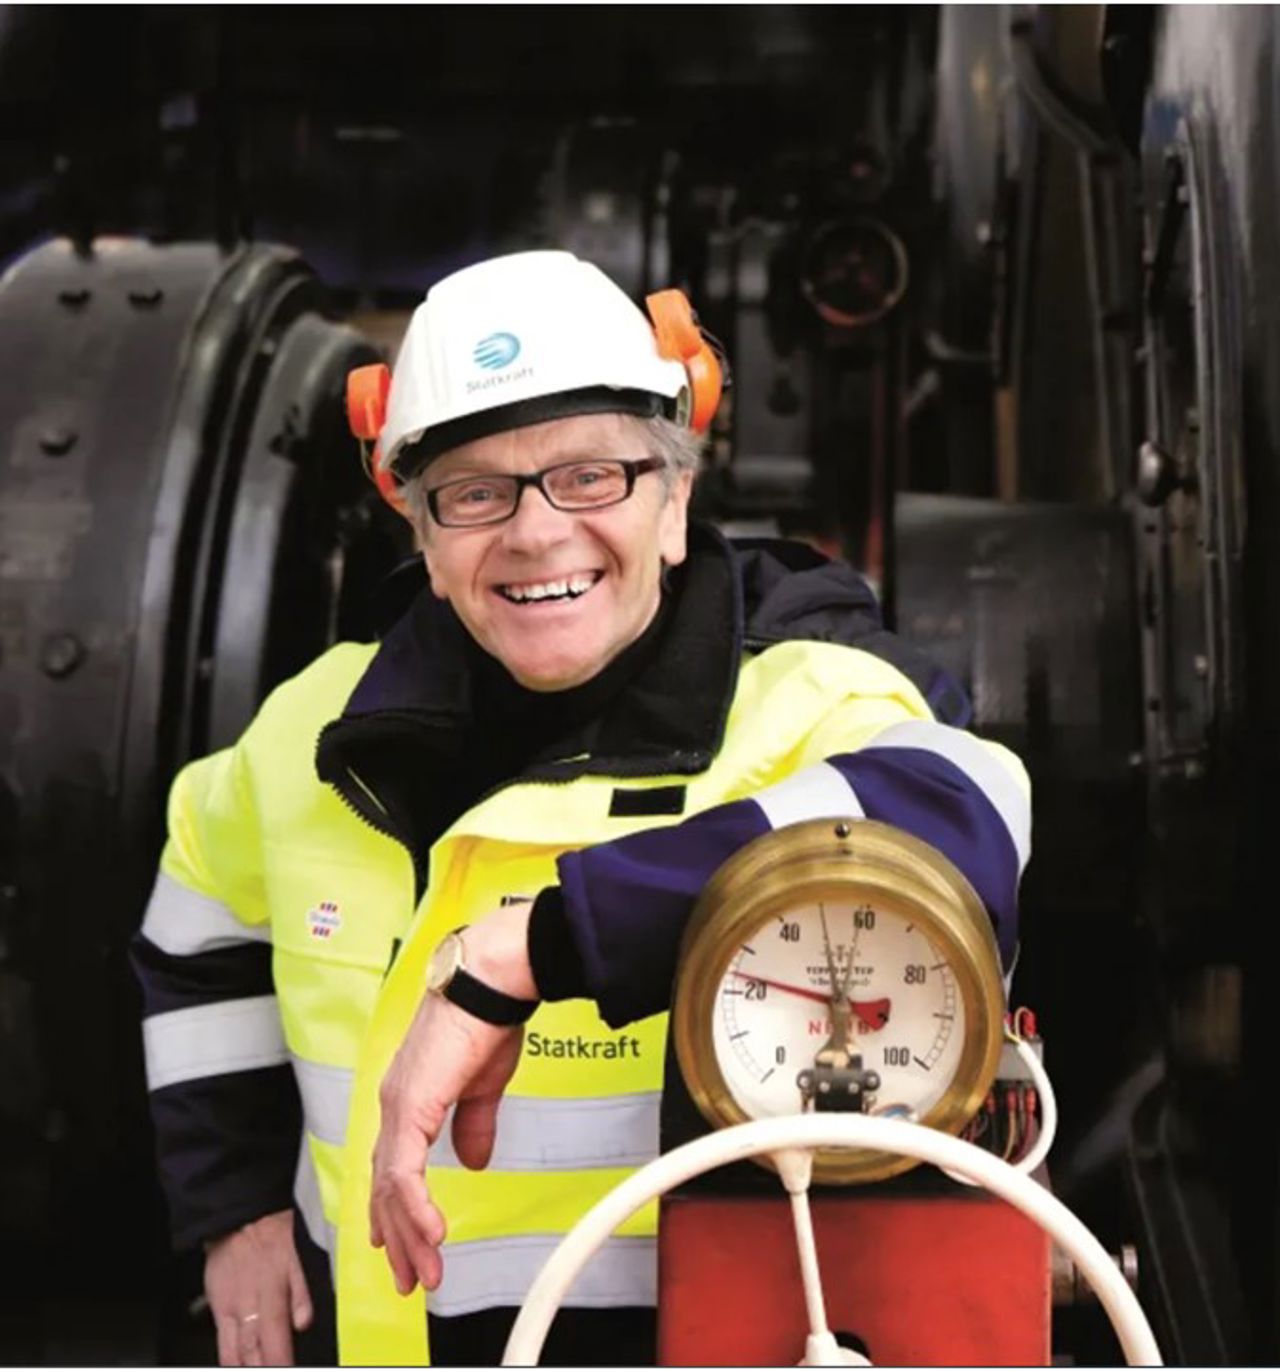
[{"x1": 131, "y1": 251, "x2": 1028, "y2": 1367}]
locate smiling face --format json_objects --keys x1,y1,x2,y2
[{"x1": 418, "y1": 412, "x2": 694, "y2": 690}]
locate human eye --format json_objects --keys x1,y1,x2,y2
[
  {"x1": 436, "y1": 477, "x2": 512, "y2": 523},
  {"x1": 551, "y1": 462, "x2": 624, "y2": 502},
  {"x1": 453, "y1": 480, "x2": 502, "y2": 505}
]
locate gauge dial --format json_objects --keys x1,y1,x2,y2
[
  {"x1": 673, "y1": 819, "x2": 1004, "y2": 1184},
  {"x1": 712, "y1": 901, "x2": 965, "y2": 1123}
]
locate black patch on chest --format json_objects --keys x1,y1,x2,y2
[{"x1": 608, "y1": 784, "x2": 687, "y2": 818}]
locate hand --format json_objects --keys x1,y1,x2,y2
[
  {"x1": 369, "y1": 900, "x2": 536, "y2": 1296},
  {"x1": 204, "y1": 1210, "x2": 313, "y2": 1367}
]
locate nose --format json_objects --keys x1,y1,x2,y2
[{"x1": 500, "y1": 480, "x2": 576, "y2": 556}]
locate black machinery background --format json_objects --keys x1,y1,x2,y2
[{"x1": 0, "y1": 6, "x2": 1275, "y2": 1365}]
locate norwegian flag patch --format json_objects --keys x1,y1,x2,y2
[{"x1": 307, "y1": 901, "x2": 342, "y2": 939}]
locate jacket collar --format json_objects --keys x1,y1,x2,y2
[{"x1": 315, "y1": 521, "x2": 744, "y2": 822}]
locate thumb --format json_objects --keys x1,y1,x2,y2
[
  {"x1": 451, "y1": 1094, "x2": 502, "y2": 1170},
  {"x1": 286, "y1": 1248, "x2": 314, "y2": 1332}
]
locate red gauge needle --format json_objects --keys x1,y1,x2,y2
[
  {"x1": 729, "y1": 972, "x2": 893, "y2": 1031},
  {"x1": 730, "y1": 970, "x2": 829, "y2": 1004}
]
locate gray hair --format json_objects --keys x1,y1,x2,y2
[{"x1": 400, "y1": 412, "x2": 704, "y2": 545}]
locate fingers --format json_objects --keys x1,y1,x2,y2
[
  {"x1": 381, "y1": 1201, "x2": 444, "y2": 1295},
  {"x1": 214, "y1": 1313, "x2": 241, "y2": 1368},
  {"x1": 372, "y1": 1163, "x2": 448, "y2": 1294},
  {"x1": 451, "y1": 1095, "x2": 500, "y2": 1170},
  {"x1": 286, "y1": 1246, "x2": 314, "y2": 1333},
  {"x1": 239, "y1": 1311, "x2": 266, "y2": 1369},
  {"x1": 213, "y1": 1309, "x2": 278, "y2": 1369},
  {"x1": 255, "y1": 1274, "x2": 296, "y2": 1367}
]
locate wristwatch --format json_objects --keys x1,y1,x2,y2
[{"x1": 426, "y1": 929, "x2": 538, "y2": 1026}]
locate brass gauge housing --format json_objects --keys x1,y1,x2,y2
[{"x1": 672, "y1": 818, "x2": 1005, "y2": 1184}]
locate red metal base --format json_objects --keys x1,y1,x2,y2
[{"x1": 658, "y1": 1190, "x2": 1051, "y2": 1366}]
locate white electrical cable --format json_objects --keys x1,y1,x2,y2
[
  {"x1": 773, "y1": 1147, "x2": 871, "y2": 1367},
  {"x1": 1013, "y1": 1035, "x2": 1057, "y2": 1174},
  {"x1": 772, "y1": 1149, "x2": 830, "y2": 1339},
  {"x1": 501, "y1": 1114, "x2": 1162, "y2": 1367},
  {"x1": 944, "y1": 1034, "x2": 1057, "y2": 1187}
]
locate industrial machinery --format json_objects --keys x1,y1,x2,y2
[{"x1": 0, "y1": 4, "x2": 1277, "y2": 1364}]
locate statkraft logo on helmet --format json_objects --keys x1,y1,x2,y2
[
  {"x1": 465, "y1": 365, "x2": 534, "y2": 395},
  {"x1": 472, "y1": 331, "x2": 521, "y2": 370}
]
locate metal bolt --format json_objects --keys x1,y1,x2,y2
[
  {"x1": 834, "y1": 822, "x2": 852, "y2": 839},
  {"x1": 818, "y1": 1080, "x2": 831, "y2": 1094},
  {"x1": 40, "y1": 632, "x2": 85, "y2": 679},
  {"x1": 39, "y1": 427, "x2": 77, "y2": 457},
  {"x1": 57, "y1": 287, "x2": 91, "y2": 309},
  {"x1": 1137, "y1": 439, "x2": 1178, "y2": 507}
]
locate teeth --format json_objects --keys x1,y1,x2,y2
[{"x1": 500, "y1": 572, "x2": 600, "y2": 604}]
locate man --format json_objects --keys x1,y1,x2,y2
[{"x1": 133, "y1": 250, "x2": 1028, "y2": 1367}]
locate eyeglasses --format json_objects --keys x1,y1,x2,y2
[{"x1": 426, "y1": 457, "x2": 666, "y2": 528}]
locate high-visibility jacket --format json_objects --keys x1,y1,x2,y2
[{"x1": 133, "y1": 525, "x2": 1028, "y2": 1365}]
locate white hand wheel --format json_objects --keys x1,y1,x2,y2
[{"x1": 502, "y1": 1114, "x2": 1162, "y2": 1366}]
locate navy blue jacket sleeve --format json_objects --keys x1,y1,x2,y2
[
  {"x1": 554, "y1": 719, "x2": 1030, "y2": 1029},
  {"x1": 130, "y1": 871, "x2": 301, "y2": 1250}
]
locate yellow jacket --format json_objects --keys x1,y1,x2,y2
[{"x1": 134, "y1": 528, "x2": 1028, "y2": 1364}]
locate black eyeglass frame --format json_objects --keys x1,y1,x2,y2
[{"x1": 425, "y1": 456, "x2": 667, "y2": 528}]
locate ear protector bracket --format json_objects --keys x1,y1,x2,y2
[
  {"x1": 345, "y1": 363, "x2": 405, "y2": 511},
  {"x1": 645, "y1": 289, "x2": 725, "y2": 433}
]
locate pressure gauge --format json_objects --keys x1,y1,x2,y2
[{"x1": 672, "y1": 819, "x2": 1005, "y2": 1183}]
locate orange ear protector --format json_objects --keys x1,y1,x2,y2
[
  {"x1": 644, "y1": 288, "x2": 724, "y2": 433},
  {"x1": 345, "y1": 363, "x2": 405, "y2": 513},
  {"x1": 347, "y1": 289, "x2": 724, "y2": 511}
]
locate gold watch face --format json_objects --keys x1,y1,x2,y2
[
  {"x1": 426, "y1": 932, "x2": 465, "y2": 994},
  {"x1": 672, "y1": 819, "x2": 1005, "y2": 1184}
]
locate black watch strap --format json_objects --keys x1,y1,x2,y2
[{"x1": 442, "y1": 967, "x2": 538, "y2": 1027}]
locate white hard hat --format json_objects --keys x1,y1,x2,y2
[{"x1": 379, "y1": 250, "x2": 692, "y2": 483}]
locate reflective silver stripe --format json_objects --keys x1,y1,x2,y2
[
  {"x1": 752, "y1": 761, "x2": 864, "y2": 830},
  {"x1": 431, "y1": 1092, "x2": 659, "y2": 1172},
  {"x1": 294, "y1": 1137, "x2": 337, "y2": 1260},
  {"x1": 292, "y1": 1056, "x2": 353, "y2": 1149},
  {"x1": 431, "y1": 1234, "x2": 656, "y2": 1316},
  {"x1": 142, "y1": 995, "x2": 287, "y2": 1090},
  {"x1": 140, "y1": 870, "x2": 269, "y2": 956},
  {"x1": 862, "y1": 719, "x2": 1032, "y2": 870}
]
